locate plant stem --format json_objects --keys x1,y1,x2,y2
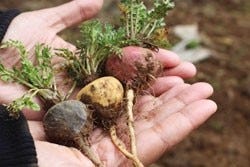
[
  {"x1": 63, "y1": 81, "x2": 77, "y2": 101},
  {"x1": 85, "y1": 50, "x2": 92, "y2": 75},
  {"x1": 130, "y1": 0, "x2": 135, "y2": 39},
  {"x1": 126, "y1": 14, "x2": 130, "y2": 37},
  {"x1": 146, "y1": 21, "x2": 157, "y2": 38},
  {"x1": 134, "y1": 6, "x2": 140, "y2": 36},
  {"x1": 141, "y1": 23, "x2": 151, "y2": 35},
  {"x1": 4, "y1": 71, "x2": 36, "y2": 90},
  {"x1": 28, "y1": 89, "x2": 40, "y2": 98}
]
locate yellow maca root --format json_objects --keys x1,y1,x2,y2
[{"x1": 76, "y1": 76, "x2": 124, "y2": 118}]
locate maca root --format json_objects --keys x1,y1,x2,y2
[
  {"x1": 105, "y1": 46, "x2": 163, "y2": 92},
  {"x1": 109, "y1": 89, "x2": 144, "y2": 167},
  {"x1": 132, "y1": 51, "x2": 163, "y2": 91},
  {"x1": 43, "y1": 100, "x2": 104, "y2": 167}
]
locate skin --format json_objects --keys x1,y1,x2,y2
[{"x1": 0, "y1": 0, "x2": 217, "y2": 166}]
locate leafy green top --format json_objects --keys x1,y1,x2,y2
[
  {"x1": 0, "y1": 41, "x2": 53, "y2": 88},
  {"x1": 0, "y1": 40, "x2": 72, "y2": 116},
  {"x1": 57, "y1": 20, "x2": 125, "y2": 86},
  {"x1": 119, "y1": 0, "x2": 174, "y2": 48}
]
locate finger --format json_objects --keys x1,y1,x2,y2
[
  {"x1": 28, "y1": 121, "x2": 46, "y2": 141},
  {"x1": 155, "y1": 49, "x2": 180, "y2": 68},
  {"x1": 163, "y1": 61, "x2": 197, "y2": 78},
  {"x1": 134, "y1": 95, "x2": 155, "y2": 114},
  {"x1": 137, "y1": 100, "x2": 217, "y2": 165},
  {"x1": 158, "y1": 83, "x2": 191, "y2": 101},
  {"x1": 134, "y1": 77, "x2": 185, "y2": 115},
  {"x1": 135, "y1": 82, "x2": 213, "y2": 134},
  {"x1": 46, "y1": 0, "x2": 103, "y2": 32},
  {"x1": 151, "y1": 82, "x2": 214, "y2": 123},
  {"x1": 148, "y1": 76, "x2": 184, "y2": 96}
]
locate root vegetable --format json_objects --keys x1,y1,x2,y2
[
  {"x1": 105, "y1": 46, "x2": 163, "y2": 89},
  {"x1": 43, "y1": 100, "x2": 103, "y2": 167},
  {"x1": 76, "y1": 76, "x2": 124, "y2": 119},
  {"x1": 110, "y1": 89, "x2": 144, "y2": 167}
]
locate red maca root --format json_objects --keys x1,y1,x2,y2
[{"x1": 105, "y1": 46, "x2": 163, "y2": 89}]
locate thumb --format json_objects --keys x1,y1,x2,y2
[{"x1": 43, "y1": 0, "x2": 103, "y2": 32}]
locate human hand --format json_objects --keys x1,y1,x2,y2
[{"x1": 28, "y1": 81, "x2": 216, "y2": 167}]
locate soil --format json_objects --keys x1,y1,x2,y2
[{"x1": 1, "y1": 0, "x2": 249, "y2": 167}]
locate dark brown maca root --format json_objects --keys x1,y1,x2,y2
[{"x1": 43, "y1": 100, "x2": 104, "y2": 167}]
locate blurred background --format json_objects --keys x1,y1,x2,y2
[{"x1": 1, "y1": 0, "x2": 249, "y2": 166}]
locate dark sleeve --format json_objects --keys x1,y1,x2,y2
[
  {"x1": 0, "y1": 9, "x2": 20, "y2": 42},
  {"x1": 0, "y1": 10, "x2": 39, "y2": 167},
  {"x1": 0, "y1": 105, "x2": 38, "y2": 167},
  {"x1": 0, "y1": 9, "x2": 39, "y2": 167}
]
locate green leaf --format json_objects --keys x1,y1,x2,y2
[
  {"x1": 0, "y1": 75, "x2": 12, "y2": 82},
  {"x1": 0, "y1": 63, "x2": 14, "y2": 82},
  {"x1": 1, "y1": 40, "x2": 28, "y2": 58},
  {"x1": 119, "y1": 0, "x2": 174, "y2": 46},
  {"x1": 7, "y1": 90, "x2": 41, "y2": 114},
  {"x1": 29, "y1": 103, "x2": 41, "y2": 111},
  {"x1": 1, "y1": 40, "x2": 56, "y2": 89},
  {"x1": 34, "y1": 44, "x2": 54, "y2": 87},
  {"x1": 58, "y1": 20, "x2": 126, "y2": 85},
  {"x1": 24, "y1": 97, "x2": 41, "y2": 111},
  {"x1": 0, "y1": 40, "x2": 64, "y2": 107}
]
